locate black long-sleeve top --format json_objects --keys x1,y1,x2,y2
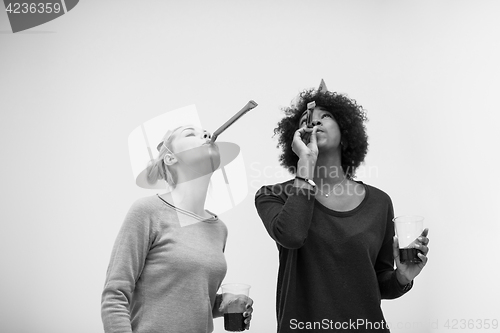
[{"x1": 255, "y1": 180, "x2": 412, "y2": 332}]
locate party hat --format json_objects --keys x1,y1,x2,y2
[{"x1": 318, "y1": 79, "x2": 328, "y2": 92}]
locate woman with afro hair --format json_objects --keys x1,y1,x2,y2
[{"x1": 255, "y1": 81, "x2": 429, "y2": 333}]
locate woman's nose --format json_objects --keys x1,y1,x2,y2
[
  {"x1": 203, "y1": 131, "x2": 212, "y2": 139},
  {"x1": 311, "y1": 120, "x2": 322, "y2": 126}
]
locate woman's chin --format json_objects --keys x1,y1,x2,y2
[
  {"x1": 176, "y1": 145, "x2": 221, "y2": 175},
  {"x1": 316, "y1": 141, "x2": 341, "y2": 153},
  {"x1": 315, "y1": 138, "x2": 328, "y2": 148}
]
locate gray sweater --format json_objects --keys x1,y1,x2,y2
[{"x1": 101, "y1": 195, "x2": 227, "y2": 333}]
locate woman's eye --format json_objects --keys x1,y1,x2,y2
[
  {"x1": 300, "y1": 118, "x2": 306, "y2": 125},
  {"x1": 185, "y1": 133, "x2": 195, "y2": 137},
  {"x1": 321, "y1": 113, "x2": 332, "y2": 119}
]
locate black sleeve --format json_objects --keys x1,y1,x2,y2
[
  {"x1": 254, "y1": 182, "x2": 316, "y2": 249},
  {"x1": 375, "y1": 196, "x2": 413, "y2": 299}
]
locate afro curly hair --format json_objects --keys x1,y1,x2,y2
[{"x1": 274, "y1": 88, "x2": 368, "y2": 179}]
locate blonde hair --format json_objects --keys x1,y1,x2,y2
[{"x1": 146, "y1": 128, "x2": 180, "y2": 187}]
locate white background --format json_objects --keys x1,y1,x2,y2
[{"x1": 1, "y1": 1, "x2": 499, "y2": 332}]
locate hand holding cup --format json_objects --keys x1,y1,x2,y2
[
  {"x1": 393, "y1": 216, "x2": 430, "y2": 284},
  {"x1": 219, "y1": 284, "x2": 253, "y2": 331}
]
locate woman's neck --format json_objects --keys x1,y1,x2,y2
[
  {"x1": 169, "y1": 174, "x2": 211, "y2": 217},
  {"x1": 313, "y1": 150, "x2": 345, "y2": 186}
]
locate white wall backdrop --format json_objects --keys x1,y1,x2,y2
[{"x1": 1, "y1": 1, "x2": 499, "y2": 332}]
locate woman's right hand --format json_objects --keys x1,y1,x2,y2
[{"x1": 292, "y1": 126, "x2": 319, "y2": 162}]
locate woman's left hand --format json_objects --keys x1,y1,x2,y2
[
  {"x1": 393, "y1": 228, "x2": 430, "y2": 285},
  {"x1": 219, "y1": 294, "x2": 254, "y2": 330}
]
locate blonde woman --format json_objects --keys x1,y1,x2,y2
[{"x1": 101, "y1": 125, "x2": 253, "y2": 333}]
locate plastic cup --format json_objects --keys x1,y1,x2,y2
[
  {"x1": 221, "y1": 283, "x2": 251, "y2": 332},
  {"x1": 393, "y1": 215, "x2": 424, "y2": 264}
]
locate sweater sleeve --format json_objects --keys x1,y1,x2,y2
[
  {"x1": 375, "y1": 196, "x2": 413, "y2": 299},
  {"x1": 254, "y1": 182, "x2": 316, "y2": 249},
  {"x1": 101, "y1": 199, "x2": 156, "y2": 333}
]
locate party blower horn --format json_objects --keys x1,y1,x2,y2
[
  {"x1": 210, "y1": 100, "x2": 258, "y2": 143},
  {"x1": 209, "y1": 100, "x2": 258, "y2": 206},
  {"x1": 302, "y1": 79, "x2": 328, "y2": 144}
]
